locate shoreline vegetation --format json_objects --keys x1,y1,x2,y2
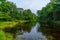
[
  {"x1": 37, "y1": 0, "x2": 60, "y2": 26},
  {"x1": 0, "y1": 20, "x2": 38, "y2": 29},
  {"x1": 0, "y1": 0, "x2": 38, "y2": 29},
  {"x1": 0, "y1": 0, "x2": 38, "y2": 40},
  {"x1": 0, "y1": 0, "x2": 60, "y2": 40}
]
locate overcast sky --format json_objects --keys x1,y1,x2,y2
[{"x1": 8, "y1": 0, "x2": 50, "y2": 14}]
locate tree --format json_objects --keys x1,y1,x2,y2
[
  {"x1": 0, "y1": 0, "x2": 38, "y2": 21},
  {"x1": 0, "y1": 1, "x2": 19, "y2": 21},
  {"x1": 37, "y1": 0, "x2": 60, "y2": 21}
]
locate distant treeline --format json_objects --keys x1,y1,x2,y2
[{"x1": 0, "y1": 0, "x2": 38, "y2": 21}]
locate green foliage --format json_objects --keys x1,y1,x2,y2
[
  {"x1": 0, "y1": 1, "x2": 18, "y2": 21},
  {"x1": 0, "y1": 0, "x2": 38, "y2": 40},
  {"x1": 22, "y1": 9, "x2": 38, "y2": 21},
  {"x1": 0, "y1": 0, "x2": 38, "y2": 21},
  {"x1": 0, "y1": 0, "x2": 6, "y2": 2},
  {"x1": 0, "y1": 29, "x2": 13, "y2": 40},
  {"x1": 0, "y1": 30, "x2": 5, "y2": 40},
  {"x1": 37, "y1": 0, "x2": 60, "y2": 22}
]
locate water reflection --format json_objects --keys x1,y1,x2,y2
[
  {"x1": 3, "y1": 22, "x2": 60, "y2": 40},
  {"x1": 16, "y1": 23, "x2": 47, "y2": 40},
  {"x1": 39, "y1": 23, "x2": 60, "y2": 40}
]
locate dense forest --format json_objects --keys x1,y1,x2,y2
[
  {"x1": 0, "y1": 0, "x2": 60, "y2": 40},
  {"x1": 37, "y1": 0, "x2": 60, "y2": 40},
  {"x1": 0, "y1": 0, "x2": 38, "y2": 21},
  {"x1": 37, "y1": 0, "x2": 60, "y2": 23},
  {"x1": 0, "y1": 0, "x2": 38, "y2": 40}
]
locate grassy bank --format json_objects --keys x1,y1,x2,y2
[
  {"x1": 0, "y1": 29, "x2": 13, "y2": 40},
  {"x1": 0, "y1": 20, "x2": 29, "y2": 29},
  {"x1": 0, "y1": 21, "x2": 17, "y2": 29}
]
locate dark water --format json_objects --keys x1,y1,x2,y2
[{"x1": 4, "y1": 22, "x2": 60, "y2": 40}]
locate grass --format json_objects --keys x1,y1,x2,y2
[
  {"x1": 0, "y1": 20, "x2": 30, "y2": 40},
  {"x1": 0, "y1": 20, "x2": 29, "y2": 29},
  {"x1": 0, "y1": 21, "x2": 17, "y2": 29},
  {"x1": 0, "y1": 29, "x2": 13, "y2": 40}
]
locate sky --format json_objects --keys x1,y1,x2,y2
[{"x1": 8, "y1": 0, "x2": 50, "y2": 14}]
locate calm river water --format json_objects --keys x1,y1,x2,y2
[
  {"x1": 5, "y1": 22, "x2": 60, "y2": 40},
  {"x1": 16, "y1": 23, "x2": 47, "y2": 40}
]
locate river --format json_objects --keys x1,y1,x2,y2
[
  {"x1": 4, "y1": 22, "x2": 60, "y2": 40},
  {"x1": 15, "y1": 23, "x2": 47, "y2": 40}
]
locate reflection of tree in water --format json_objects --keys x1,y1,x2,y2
[
  {"x1": 39, "y1": 23, "x2": 60, "y2": 40},
  {"x1": 16, "y1": 23, "x2": 47, "y2": 40},
  {"x1": 3, "y1": 22, "x2": 37, "y2": 37}
]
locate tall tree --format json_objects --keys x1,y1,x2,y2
[{"x1": 37, "y1": 0, "x2": 60, "y2": 21}]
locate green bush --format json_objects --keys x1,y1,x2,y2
[{"x1": 0, "y1": 29, "x2": 5, "y2": 40}]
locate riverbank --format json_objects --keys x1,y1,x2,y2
[
  {"x1": 0, "y1": 21, "x2": 37, "y2": 40},
  {"x1": 0, "y1": 20, "x2": 38, "y2": 29},
  {"x1": 0, "y1": 20, "x2": 30, "y2": 40},
  {"x1": 39, "y1": 21, "x2": 60, "y2": 40},
  {"x1": 0, "y1": 21, "x2": 17, "y2": 29},
  {"x1": 0, "y1": 20, "x2": 29, "y2": 29},
  {"x1": 40, "y1": 21, "x2": 60, "y2": 27}
]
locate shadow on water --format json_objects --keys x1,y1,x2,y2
[
  {"x1": 16, "y1": 23, "x2": 47, "y2": 40},
  {"x1": 3, "y1": 21, "x2": 60, "y2": 40},
  {"x1": 3, "y1": 22, "x2": 37, "y2": 36},
  {"x1": 3, "y1": 22, "x2": 47, "y2": 40},
  {"x1": 38, "y1": 22, "x2": 60, "y2": 40}
]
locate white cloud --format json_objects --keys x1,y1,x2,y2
[{"x1": 8, "y1": 0, "x2": 50, "y2": 14}]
